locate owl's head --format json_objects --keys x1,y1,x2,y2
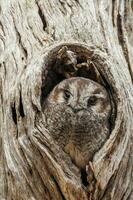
[{"x1": 46, "y1": 77, "x2": 111, "y2": 115}]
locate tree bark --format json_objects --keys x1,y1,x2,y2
[{"x1": 0, "y1": 0, "x2": 133, "y2": 200}]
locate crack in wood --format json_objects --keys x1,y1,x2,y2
[
  {"x1": 117, "y1": 14, "x2": 123, "y2": 44},
  {"x1": 80, "y1": 169, "x2": 88, "y2": 187},
  {"x1": 12, "y1": 17, "x2": 28, "y2": 58},
  {"x1": 19, "y1": 91, "x2": 25, "y2": 118},
  {"x1": 112, "y1": 0, "x2": 115, "y2": 27},
  {"x1": 11, "y1": 103, "x2": 17, "y2": 125},
  {"x1": 51, "y1": 175, "x2": 66, "y2": 200},
  {"x1": 36, "y1": 2, "x2": 47, "y2": 32},
  {"x1": 117, "y1": 13, "x2": 133, "y2": 83}
]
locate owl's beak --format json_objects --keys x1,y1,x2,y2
[{"x1": 68, "y1": 104, "x2": 85, "y2": 113}]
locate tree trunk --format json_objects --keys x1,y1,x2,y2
[{"x1": 0, "y1": 0, "x2": 133, "y2": 199}]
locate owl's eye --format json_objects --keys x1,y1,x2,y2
[
  {"x1": 64, "y1": 90, "x2": 71, "y2": 100},
  {"x1": 87, "y1": 96, "x2": 97, "y2": 106}
]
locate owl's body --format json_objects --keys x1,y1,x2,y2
[{"x1": 43, "y1": 77, "x2": 111, "y2": 169}]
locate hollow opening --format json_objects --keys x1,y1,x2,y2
[{"x1": 40, "y1": 44, "x2": 117, "y2": 189}]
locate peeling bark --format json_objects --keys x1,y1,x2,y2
[{"x1": 0, "y1": 0, "x2": 133, "y2": 200}]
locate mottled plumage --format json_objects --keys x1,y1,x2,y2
[{"x1": 43, "y1": 77, "x2": 111, "y2": 169}]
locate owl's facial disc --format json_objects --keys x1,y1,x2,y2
[{"x1": 48, "y1": 77, "x2": 111, "y2": 114}]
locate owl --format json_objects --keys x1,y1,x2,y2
[{"x1": 42, "y1": 77, "x2": 111, "y2": 169}]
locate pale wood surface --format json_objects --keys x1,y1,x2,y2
[{"x1": 0, "y1": 0, "x2": 133, "y2": 199}]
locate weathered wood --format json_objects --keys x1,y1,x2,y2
[{"x1": 0, "y1": 0, "x2": 133, "y2": 200}]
